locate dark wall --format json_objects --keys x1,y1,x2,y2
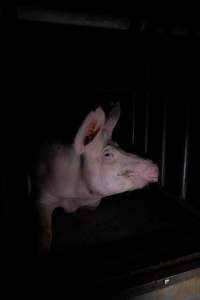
[{"x1": 2, "y1": 9, "x2": 200, "y2": 256}]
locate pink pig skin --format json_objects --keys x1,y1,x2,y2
[{"x1": 33, "y1": 103, "x2": 159, "y2": 254}]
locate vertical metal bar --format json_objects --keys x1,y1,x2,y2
[
  {"x1": 144, "y1": 91, "x2": 150, "y2": 155},
  {"x1": 181, "y1": 106, "x2": 190, "y2": 200},
  {"x1": 160, "y1": 100, "x2": 167, "y2": 187},
  {"x1": 132, "y1": 92, "x2": 136, "y2": 146}
]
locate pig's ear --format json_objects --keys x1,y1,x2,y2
[
  {"x1": 104, "y1": 102, "x2": 121, "y2": 139},
  {"x1": 74, "y1": 107, "x2": 106, "y2": 154}
]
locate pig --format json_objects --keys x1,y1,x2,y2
[{"x1": 32, "y1": 102, "x2": 158, "y2": 254}]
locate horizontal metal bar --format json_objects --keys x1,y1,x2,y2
[
  {"x1": 17, "y1": 6, "x2": 131, "y2": 30},
  {"x1": 102, "y1": 250, "x2": 200, "y2": 298},
  {"x1": 123, "y1": 266, "x2": 200, "y2": 299}
]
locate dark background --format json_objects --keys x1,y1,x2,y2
[{"x1": 1, "y1": 2, "x2": 200, "y2": 298}]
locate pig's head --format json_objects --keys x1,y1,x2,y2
[{"x1": 73, "y1": 103, "x2": 159, "y2": 197}]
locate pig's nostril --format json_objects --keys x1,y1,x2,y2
[{"x1": 142, "y1": 164, "x2": 159, "y2": 181}]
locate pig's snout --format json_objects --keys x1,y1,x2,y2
[{"x1": 135, "y1": 160, "x2": 159, "y2": 183}]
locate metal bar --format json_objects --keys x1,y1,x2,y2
[
  {"x1": 144, "y1": 91, "x2": 150, "y2": 155},
  {"x1": 181, "y1": 106, "x2": 190, "y2": 200},
  {"x1": 122, "y1": 266, "x2": 200, "y2": 299},
  {"x1": 132, "y1": 92, "x2": 136, "y2": 145},
  {"x1": 160, "y1": 100, "x2": 167, "y2": 187},
  {"x1": 17, "y1": 6, "x2": 131, "y2": 30}
]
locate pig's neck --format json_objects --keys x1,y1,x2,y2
[
  {"x1": 43, "y1": 152, "x2": 102, "y2": 209},
  {"x1": 76, "y1": 171, "x2": 102, "y2": 201},
  {"x1": 69, "y1": 154, "x2": 102, "y2": 202}
]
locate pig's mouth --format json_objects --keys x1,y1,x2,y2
[
  {"x1": 117, "y1": 168, "x2": 158, "y2": 183},
  {"x1": 117, "y1": 170, "x2": 136, "y2": 178}
]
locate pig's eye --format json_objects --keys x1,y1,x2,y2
[
  {"x1": 104, "y1": 151, "x2": 113, "y2": 159},
  {"x1": 105, "y1": 152, "x2": 110, "y2": 157}
]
